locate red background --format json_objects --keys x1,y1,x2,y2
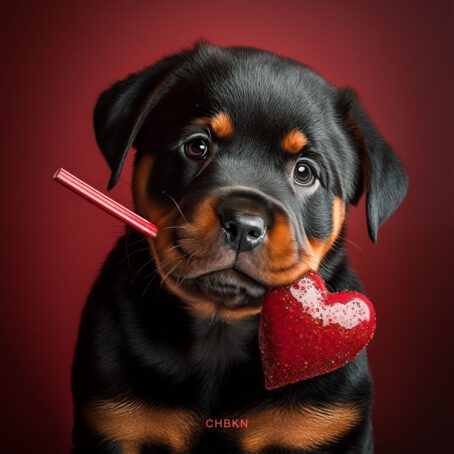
[{"x1": 1, "y1": 1, "x2": 452, "y2": 452}]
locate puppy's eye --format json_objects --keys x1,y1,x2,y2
[
  {"x1": 184, "y1": 137, "x2": 209, "y2": 160},
  {"x1": 293, "y1": 161, "x2": 315, "y2": 186}
]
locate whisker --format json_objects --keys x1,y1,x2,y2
[
  {"x1": 131, "y1": 257, "x2": 154, "y2": 279},
  {"x1": 187, "y1": 250, "x2": 199, "y2": 261},
  {"x1": 142, "y1": 275, "x2": 156, "y2": 298},
  {"x1": 127, "y1": 236, "x2": 149, "y2": 249},
  {"x1": 165, "y1": 193, "x2": 189, "y2": 223},
  {"x1": 209, "y1": 311, "x2": 218, "y2": 326},
  {"x1": 174, "y1": 248, "x2": 200, "y2": 288},
  {"x1": 160, "y1": 225, "x2": 189, "y2": 231},
  {"x1": 300, "y1": 250, "x2": 321, "y2": 261},
  {"x1": 137, "y1": 243, "x2": 184, "y2": 278},
  {"x1": 340, "y1": 236, "x2": 362, "y2": 252},
  {"x1": 159, "y1": 260, "x2": 184, "y2": 290},
  {"x1": 177, "y1": 276, "x2": 186, "y2": 288},
  {"x1": 142, "y1": 256, "x2": 173, "y2": 280},
  {"x1": 142, "y1": 243, "x2": 199, "y2": 296},
  {"x1": 118, "y1": 246, "x2": 152, "y2": 265},
  {"x1": 141, "y1": 257, "x2": 174, "y2": 297},
  {"x1": 125, "y1": 226, "x2": 132, "y2": 273}
]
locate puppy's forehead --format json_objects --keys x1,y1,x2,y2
[{"x1": 188, "y1": 50, "x2": 335, "y2": 134}]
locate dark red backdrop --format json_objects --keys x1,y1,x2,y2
[{"x1": 1, "y1": 1, "x2": 452, "y2": 452}]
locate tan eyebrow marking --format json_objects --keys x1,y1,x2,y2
[
  {"x1": 192, "y1": 112, "x2": 234, "y2": 138},
  {"x1": 281, "y1": 129, "x2": 308, "y2": 154}
]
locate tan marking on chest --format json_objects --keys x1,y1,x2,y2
[
  {"x1": 84, "y1": 400, "x2": 200, "y2": 453},
  {"x1": 240, "y1": 403, "x2": 359, "y2": 452}
]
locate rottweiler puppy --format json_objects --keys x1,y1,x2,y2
[{"x1": 72, "y1": 42, "x2": 408, "y2": 453}]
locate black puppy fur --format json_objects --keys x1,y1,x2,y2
[{"x1": 72, "y1": 42, "x2": 408, "y2": 453}]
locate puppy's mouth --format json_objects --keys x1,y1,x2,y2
[
  {"x1": 149, "y1": 219, "x2": 313, "y2": 308},
  {"x1": 187, "y1": 267, "x2": 268, "y2": 307},
  {"x1": 145, "y1": 191, "x2": 322, "y2": 312}
]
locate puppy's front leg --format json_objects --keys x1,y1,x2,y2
[{"x1": 72, "y1": 413, "x2": 122, "y2": 454}]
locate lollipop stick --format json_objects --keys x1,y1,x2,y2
[{"x1": 53, "y1": 168, "x2": 158, "y2": 238}]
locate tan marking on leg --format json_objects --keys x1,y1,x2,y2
[
  {"x1": 241, "y1": 403, "x2": 360, "y2": 452},
  {"x1": 281, "y1": 129, "x2": 308, "y2": 154},
  {"x1": 84, "y1": 400, "x2": 200, "y2": 453}
]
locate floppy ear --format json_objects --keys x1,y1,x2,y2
[
  {"x1": 338, "y1": 88, "x2": 408, "y2": 242},
  {"x1": 94, "y1": 51, "x2": 190, "y2": 189}
]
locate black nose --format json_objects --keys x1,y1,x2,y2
[{"x1": 220, "y1": 210, "x2": 266, "y2": 253}]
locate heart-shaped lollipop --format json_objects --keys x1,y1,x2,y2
[{"x1": 259, "y1": 271, "x2": 376, "y2": 390}]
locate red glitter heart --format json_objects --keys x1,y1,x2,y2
[{"x1": 259, "y1": 271, "x2": 376, "y2": 390}]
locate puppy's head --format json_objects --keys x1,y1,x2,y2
[{"x1": 94, "y1": 42, "x2": 408, "y2": 320}]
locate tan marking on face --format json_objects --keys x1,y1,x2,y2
[
  {"x1": 257, "y1": 197, "x2": 345, "y2": 287},
  {"x1": 220, "y1": 305, "x2": 262, "y2": 321},
  {"x1": 254, "y1": 212, "x2": 309, "y2": 287},
  {"x1": 133, "y1": 154, "x2": 153, "y2": 211},
  {"x1": 266, "y1": 212, "x2": 297, "y2": 267},
  {"x1": 258, "y1": 262, "x2": 310, "y2": 288},
  {"x1": 132, "y1": 158, "x2": 222, "y2": 317},
  {"x1": 143, "y1": 249, "x2": 261, "y2": 323},
  {"x1": 138, "y1": 196, "x2": 250, "y2": 322},
  {"x1": 281, "y1": 129, "x2": 308, "y2": 154},
  {"x1": 132, "y1": 154, "x2": 170, "y2": 221},
  {"x1": 84, "y1": 400, "x2": 200, "y2": 453},
  {"x1": 187, "y1": 300, "x2": 262, "y2": 322},
  {"x1": 307, "y1": 197, "x2": 345, "y2": 269},
  {"x1": 211, "y1": 112, "x2": 234, "y2": 138},
  {"x1": 240, "y1": 403, "x2": 359, "y2": 452},
  {"x1": 132, "y1": 154, "x2": 343, "y2": 320},
  {"x1": 192, "y1": 112, "x2": 234, "y2": 138},
  {"x1": 131, "y1": 157, "x2": 252, "y2": 321},
  {"x1": 191, "y1": 116, "x2": 210, "y2": 127},
  {"x1": 177, "y1": 197, "x2": 219, "y2": 256}
]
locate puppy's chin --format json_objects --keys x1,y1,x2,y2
[{"x1": 186, "y1": 268, "x2": 268, "y2": 307}]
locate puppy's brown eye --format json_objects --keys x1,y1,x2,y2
[
  {"x1": 294, "y1": 161, "x2": 315, "y2": 186},
  {"x1": 184, "y1": 138, "x2": 209, "y2": 160}
]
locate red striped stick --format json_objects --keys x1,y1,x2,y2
[{"x1": 53, "y1": 168, "x2": 158, "y2": 238}]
